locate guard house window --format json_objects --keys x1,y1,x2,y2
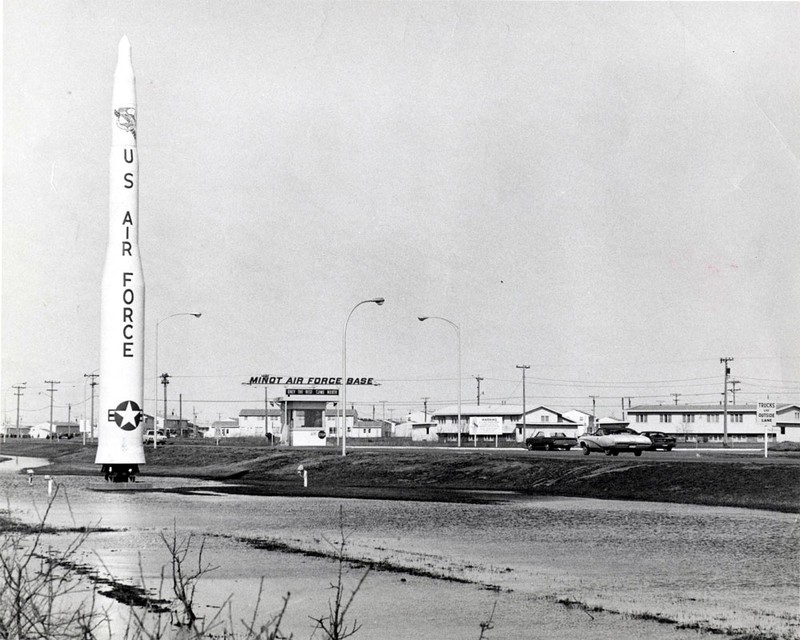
[
  {"x1": 294, "y1": 409, "x2": 324, "y2": 429},
  {"x1": 660, "y1": 414, "x2": 672, "y2": 423}
]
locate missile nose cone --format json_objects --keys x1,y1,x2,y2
[{"x1": 118, "y1": 35, "x2": 131, "y2": 62}]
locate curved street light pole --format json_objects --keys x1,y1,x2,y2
[
  {"x1": 418, "y1": 316, "x2": 461, "y2": 447},
  {"x1": 342, "y1": 298, "x2": 385, "y2": 457},
  {"x1": 154, "y1": 312, "x2": 202, "y2": 449}
]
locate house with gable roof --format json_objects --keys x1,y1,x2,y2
[{"x1": 515, "y1": 406, "x2": 580, "y2": 442}]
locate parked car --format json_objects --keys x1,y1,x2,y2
[
  {"x1": 525, "y1": 431, "x2": 578, "y2": 451},
  {"x1": 639, "y1": 431, "x2": 677, "y2": 451},
  {"x1": 578, "y1": 427, "x2": 651, "y2": 456},
  {"x1": 143, "y1": 429, "x2": 166, "y2": 444}
]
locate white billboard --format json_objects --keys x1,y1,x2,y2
[{"x1": 469, "y1": 416, "x2": 503, "y2": 435}]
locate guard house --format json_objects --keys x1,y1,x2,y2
[{"x1": 277, "y1": 387, "x2": 339, "y2": 446}]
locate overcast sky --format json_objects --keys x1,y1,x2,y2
[{"x1": 3, "y1": 1, "x2": 799, "y2": 426}]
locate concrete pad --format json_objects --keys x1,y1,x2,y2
[{"x1": 89, "y1": 482, "x2": 154, "y2": 492}]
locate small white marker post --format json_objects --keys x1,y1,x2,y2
[
  {"x1": 297, "y1": 465, "x2": 308, "y2": 487},
  {"x1": 757, "y1": 401, "x2": 776, "y2": 459}
]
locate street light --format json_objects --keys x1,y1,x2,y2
[
  {"x1": 154, "y1": 312, "x2": 202, "y2": 448},
  {"x1": 418, "y1": 316, "x2": 461, "y2": 447},
  {"x1": 342, "y1": 298, "x2": 385, "y2": 457}
]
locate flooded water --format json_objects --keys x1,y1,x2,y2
[{"x1": 0, "y1": 470, "x2": 797, "y2": 639}]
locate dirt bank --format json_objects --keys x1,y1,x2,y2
[{"x1": 2, "y1": 440, "x2": 798, "y2": 512}]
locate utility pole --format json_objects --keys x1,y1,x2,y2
[
  {"x1": 516, "y1": 365, "x2": 530, "y2": 441},
  {"x1": 160, "y1": 373, "x2": 170, "y2": 441},
  {"x1": 671, "y1": 393, "x2": 680, "y2": 406},
  {"x1": 720, "y1": 357, "x2": 733, "y2": 447},
  {"x1": 729, "y1": 379, "x2": 740, "y2": 405},
  {"x1": 381, "y1": 400, "x2": 387, "y2": 420},
  {"x1": 243, "y1": 379, "x2": 273, "y2": 442},
  {"x1": 13, "y1": 383, "x2": 26, "y2": 439},
  {"x1": 474, "y1": 376, "x2": 484, "y2": 405},
  {"x1": 84, "y1": 373, "x2": 99, "y2": 439},
  {"x1": 422, "y1": 397, "x2": 429, "y2": 421},
  {"x1": 589, "y1": 395, "x2": 598, "y2": 428},
  {"x1": 45, "y1": 380, "x2": 60, "y2": 439}
]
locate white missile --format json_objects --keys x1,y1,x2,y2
[{"x1": 96, "y1": 36, "x2": 146, "y2": 481}]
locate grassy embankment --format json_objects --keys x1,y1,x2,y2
[{"x1": 1, "y1": 439, "x2": 798, "y2": 512}]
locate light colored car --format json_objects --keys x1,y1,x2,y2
[
  {"x1": 143, "y1": 429, "x2": 166, "y2": 444},
  {"x1": 578, "y1": 427, "x2": 651, "y2": 456}
]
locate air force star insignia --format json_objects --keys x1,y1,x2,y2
[{"x1": 108, "y1": 400, "x2": 142, "y2": 431}]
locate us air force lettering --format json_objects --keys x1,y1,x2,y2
[{"x1": 96, "y1": 36, "x2": 147, "y2": 481}]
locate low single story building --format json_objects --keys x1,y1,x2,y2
[
  {"x1": 29, "y1": 422, "x2": 80, "y2": 439},
  {"x1": 0, "y1": 423, "x2": 31, "y2": 438},
  {"x1": 411, "y1": 421, "x2": 439, "y2": 442}
]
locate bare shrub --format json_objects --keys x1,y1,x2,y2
[
  {"x1": 309, "y1": 507, "x2": 369, "y2": 640},
  {"x1": 0, "y1": 482, "x2": 105, "y2": 639}
]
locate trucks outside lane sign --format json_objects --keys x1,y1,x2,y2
[
  {"x1": 757, "y1": 401, "x2": 776, "y2": 428},
  {"x1": 757, "y1": 401, "x2": 777, "y2": 459}
]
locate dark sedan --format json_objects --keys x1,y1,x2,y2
[
  {"x1": 639, "y1": 431, "x2": 677, "y2": 451},
  {"x1": 525, "y1": 432, "x2": 578, "y2": 451}
]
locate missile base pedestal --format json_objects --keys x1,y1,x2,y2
[{"x1": 100, "y1": 463, "x2": 141, "y2": 483}]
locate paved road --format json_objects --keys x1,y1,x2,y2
[{"x1": 349, "y1": 443, "x2": 800, "y2": 464}]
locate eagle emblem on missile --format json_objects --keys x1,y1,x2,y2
[{"x1": 114, "y1": 107, "x2": 137, "y2": 139}]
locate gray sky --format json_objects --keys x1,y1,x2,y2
[{"x1": 3, "y1": 1, "x2": 799, "y2": 426}]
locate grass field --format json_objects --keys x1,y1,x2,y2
[{"x1": 1, "y1": 439, "x2": 798, "y2": 512}]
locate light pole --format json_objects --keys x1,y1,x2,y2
[
  {"x1": 419, "y1": 316, "x2": 461, "y2": 447},
  {"x1": 155, "y1": 312, "x2": 201, "y2": 449},
  {"x1": 342, "y1": 298, "x2": 385, "y2": 457}
]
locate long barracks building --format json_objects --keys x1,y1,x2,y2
[{"x1": 626, "y1": 404, "x2": 800, "y2": 443}]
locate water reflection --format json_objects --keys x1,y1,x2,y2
[
  {"x1": 0, "y1": 455, "x2": 51, "y2": 472},
  {"x1": 0, "y1": 474, "x2": 797, "y2": 639}
]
